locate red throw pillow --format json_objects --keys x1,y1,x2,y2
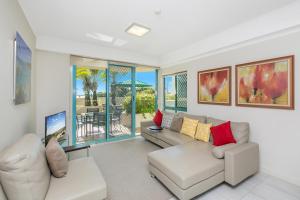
[
  {"x1": 153, "y1": 109, "x2": 163, "y2": 127},
  {"x1": 210, "y1": 121, "x2": 236, "y2": 146}
]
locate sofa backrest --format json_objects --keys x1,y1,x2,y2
[
  {"x1": 176, "y1": 112, "x2": 207, "y2": 123},
  {"x1": 0, "y1": 133, "x2": 51, "y2": 200},
  {"x1": 207, "y1": 117, "x2": 250, "y2": 144}
]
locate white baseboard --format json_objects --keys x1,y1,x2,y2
[{"x1": 261, "y1": 167, "x2": 300, "y2": 187}]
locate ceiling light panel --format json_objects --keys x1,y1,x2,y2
[
  {"x1": 86, "y1": 32, "x2": 114, "y2": 42},
  {"x1": 126, "y1": 23, "x2": 150, "y2": 37}
]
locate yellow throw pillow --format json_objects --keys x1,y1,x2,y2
[
  {"x1": 180, "y1": 117, "x2": 199, "y2": 138},
  {"x1": 195, "y1": 122, "x2": 212, "y2": 142}
]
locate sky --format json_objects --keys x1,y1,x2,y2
[{"x1": 76, "y1": 71, "x2": 156, "y2": 96}]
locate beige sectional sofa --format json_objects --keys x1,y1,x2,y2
[
  {"x1": 0, "y1": 134, "x2": 107, "y2": 200},
  {"x1": 141, "y1": 112, "x2": 259, "y2": 200}
]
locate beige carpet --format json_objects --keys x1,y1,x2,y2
[{"x1": 90, "y1": 137, "x2": 174, "y2": 200}]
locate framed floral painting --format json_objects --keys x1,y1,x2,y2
[
  {"x1": 198, "y1": 66, "x2": 231, "y2": 105},
  {"x1": 236, "y1": 55, "x2": 294, "y2": 109}
]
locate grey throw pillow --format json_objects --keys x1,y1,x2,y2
[
  {"x1": 46, "y1": 138, "x2": 68, "y2": 178},
  {"x1": 170, "y1": 117, "x2": 183, "y2": 132},
  {"x1": 161, "y1": 112, "x2": 175, "y2": 128}
]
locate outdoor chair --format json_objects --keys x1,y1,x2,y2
[
  {"x1": 87, "y1": 107, "x2": 100, "y2": 113},
  {"x1": 92, "y1": 112, "x2": 106, "y2": 134}
]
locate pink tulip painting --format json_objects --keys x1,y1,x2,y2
[
  {"x1": 198, "y1": 66, "x2": 231, "y2": 105},
  {"x1": 236, "y1": 56, "x2": 294, "y2": 109}
]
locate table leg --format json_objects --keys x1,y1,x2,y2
[{"x1": 87, "y1": 148, "x2": 90, "y2": 157}]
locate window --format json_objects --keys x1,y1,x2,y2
[{"x1": 163, "y1": 71, "x2": 187, "y2": 112}]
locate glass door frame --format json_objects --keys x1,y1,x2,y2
[{"x1": 105, "y1": 62, "x2": 136, "y2": 142}]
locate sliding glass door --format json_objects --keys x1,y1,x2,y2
[
  {"x1": 135, "y1": 67, "x2": 158, "y2": 134},
  {"x1": 107, "y1": 64, "x2": 135, "y2": 140},
  {"x1": 72, "y1": 58, "x2": 158, "y2": 145},
  {"x1": 73, "y1": 65, "x2": 107, "y2": 144}
]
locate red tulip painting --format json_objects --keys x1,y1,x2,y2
[
  {"x1": 236, "y1": 56, "x2": 294, "y2": 109},
  {"x1": 198, "y1": 66, "x2": 231, "y2": 105}
]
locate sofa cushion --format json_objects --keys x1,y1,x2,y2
[
  {"x1": 0, "y1": 134, "x2": 50, "y2": 200},
  {"x1": 207, "y1": 117, "x2": 250, "y2": 144},
  {"x1": 153, "y1": 109, "x2": 163, "y2": 126},
  {"x1": 210, "y1": 121, "x2": 237, "y2": 146},
  {"x1": 45, "y1": 157, "x2": 107, "y2": 200},
  {"x1": 195, "y1": 122, "x2": 212, "y2": 142},
  {"x1": 180, "y1": 117, "x2": 198, "y2": 138},
  {"x1": 155, "y1": 129, "x2": 194, "y2": 146},
  {"x1": 46, "y1": 138, "x2": 68, "y2": 178},
  {"x1": 161, "y1": 111, "x2": 175, "y2": 128},
  {"x1": 148, "y1": 141, "x2": 224, "y2": 189},
  {"x1": 169, "y1": 116, "x2": 183, "y2": 132},
  {"x1": 177, "y1": 113, "x2": 206, "y2": 123}
]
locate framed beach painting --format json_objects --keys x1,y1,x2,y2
[
  {"x1": 13, "y1": 32, "x2": 32, "y2": 105},
  {"x1": 236, "y1": 55, "x2": 294, "y2": 109},
  {"x1": 198, "y1": 66, "x2": 231, "y2": 105}
]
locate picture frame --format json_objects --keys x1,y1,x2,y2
[
  {"x1": 197, "y1": 66, "x2": 231, "y2": 105},
  {"x1": 235, "y1": 55, "x2": 294, "y2": 109},
  {"x1": 13, "y1": 32, "x2": 32, "y2": 105}
]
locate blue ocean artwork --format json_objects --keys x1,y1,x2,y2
[{"x1": 15, "y1": 32, "x2": 32, "y2": 104}]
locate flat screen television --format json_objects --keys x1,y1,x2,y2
[{"x1": 45, "y1": 111, "x2": 67, "y2": 146}]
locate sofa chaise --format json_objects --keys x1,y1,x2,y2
[{"x1": 141, "y1": 112, "x2": 259, "y2": 200}]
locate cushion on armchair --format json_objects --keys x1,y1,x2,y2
[{"x1": 0, "y1": 134, "x2": 50, "y2": 200}]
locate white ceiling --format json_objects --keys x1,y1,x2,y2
[{"x1": 18, "y1": 0, "x2": 298, "y2": 64}]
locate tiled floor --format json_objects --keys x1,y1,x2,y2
[
  {"x1": 72, "y1": 137, "x2": 300, "y2": 200},
  {"x1": 188, "y1": 172, "x2": 300, "y2": 200}
]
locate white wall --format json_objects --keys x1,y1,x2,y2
[
  {"x1": 36, "y1": 36, "x2": 159, "y2": 67},
  {"x1": 0, "y1": 0, "x2": 36, "y2": 150},
  {"x1": 161, "y1": 31, "x2": 300, "y2": 186},
  {"x1": 35, "y1": 50, "x2": 71, "y2": 140}
]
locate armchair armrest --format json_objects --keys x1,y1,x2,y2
[{"x1": 225, "y1": 142, "x2": 259, "y2": 186}]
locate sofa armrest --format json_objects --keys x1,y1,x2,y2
[
  {"x1": 225, "y1": 142, "x2": 259, "y2": 186},
  {"x1": 141, "y1": 120, "x2": 155, "y2": 129}
]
